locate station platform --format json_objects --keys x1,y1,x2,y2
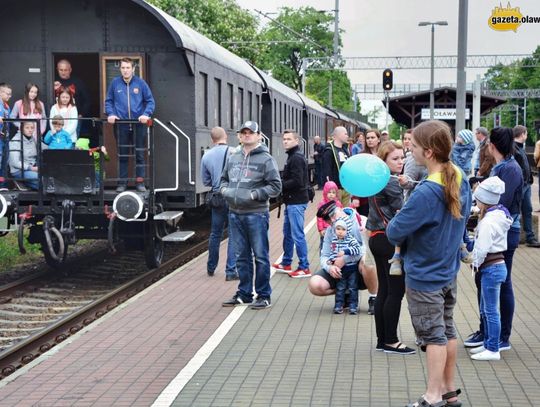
[{"x1": 0, "y1": 187, "x2": 539, "y2": 407}]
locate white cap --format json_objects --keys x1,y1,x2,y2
[{"x1": 473, "y1": 176, "x2": 505, "y2": 205}]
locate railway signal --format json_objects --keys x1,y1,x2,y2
[{"x1": 383, "y1": 69, "x2": 393, "y2": 91}]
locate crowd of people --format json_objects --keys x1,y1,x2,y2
[
  {"x1": 200, "y1": 119, "x2": 539, "y2": 407},
  {"x1": 0, "y1": 57, "x2": 154, "y2": 192}
]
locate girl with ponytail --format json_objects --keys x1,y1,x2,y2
[{"x1": 386, "y1": 120, "x2": 472, "y2": 407}]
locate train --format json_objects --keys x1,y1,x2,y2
[{"x1": 0, "y1": 0, "x2": 369, "y2": 269}]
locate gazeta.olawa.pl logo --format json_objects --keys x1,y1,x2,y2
[{"x1": 488, "y1": 2, "x2": 540, "y2": 32}]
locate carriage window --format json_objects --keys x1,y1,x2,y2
[
  {"x1": 228, "y1": 83, "x2": 234, "y2": 130},
  {"x1": 256, "y1": 95, "x2": 260, "y2": 124},
  {"x1": 248, "y1": 91, "x2": 253, "y2": 121},
  {"x1": 273, "y1": 98, "x2": 277, "y2": 132},
  {"x1": 198, "y1": 72, "x2": 208, "y2": 127},
  {"x1": 238, "y1": 87, "x2": 244, "y2": 125},
  {"x1": 279, "y1": 101, "x2": 282, "y2": 133},
  {"x1": 214, "y1": 79, "x2": 222, "y2": 126}
]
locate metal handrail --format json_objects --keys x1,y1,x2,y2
[
  {"x1": 152, "y1": 118, "x2": 179, "y2": 192},
  {"x1": 260, "y1": 131, "x2": 270, "y2": 147},
  {"x1": 168, "y1": 121, "x2": 195, "y2": 185}
]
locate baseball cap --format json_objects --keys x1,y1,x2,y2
[{"x1": 239, "y1": 121, "x2": 259, "y2": 133}]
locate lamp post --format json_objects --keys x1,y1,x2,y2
[{"x1": 418, "y1": 20, "x2": 448, "y2": 120}]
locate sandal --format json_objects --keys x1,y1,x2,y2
[
  {"x1": 442, "y1": 389, "x2": 462, "y2": 407},
  {"x1": 406, "y1": 395, "x2": 447, "y2": 407}
]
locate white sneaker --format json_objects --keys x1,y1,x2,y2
[
  {"x1": 471, "y1": 350, "x2": 500, "y2": 361},
  {"x1": 469, "y1": 345, "x2": 485, "y2": 354}
]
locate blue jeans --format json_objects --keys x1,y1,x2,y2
[
  {"x1": 335, "y1": 264, "x2": 358, "y2": 309},
  {"x1": 281, "y1": 204, "x2": 309, "y2": 270},
  {"x1": 208, "y1": 205, "x2": 236, "y2": 276},
  {"x1": 11, "y1": 170, "x2": 38, "y2": 190},
  {"x1": 116, "y1": 124, "x2": 147, "y2": 181},
  {"x1": 480, "y1": 263, "x2": 507, "y2": 352},
  {"x1": 229, "y1": 211, "x2": 271, "y2": 301},
  {"x1": 475, "y1": 227, "x2": 519, "y2": 342},
  {"x1": 521, "y1": 184, "x2": 536, "y2": 242}
]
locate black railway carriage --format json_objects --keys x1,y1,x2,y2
[
  {"x1": 0, "y1": 0, "x2": 367, "y2": 269},
  {"x1": 250, "y1": 66, "x2": 305, "y2": 171},
  {"x1": 0, "y1": 0, "x2": 267, "y2": 268}
]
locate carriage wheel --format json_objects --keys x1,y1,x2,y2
[{"x1": 144, "y1": 220, "x2": 164, "y2": 269}]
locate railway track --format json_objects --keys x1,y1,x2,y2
[{"x1": 0, "y1": 236, "x2": 210, "y2": 380}]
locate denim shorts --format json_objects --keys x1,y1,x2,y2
[
  {"x1": 406, "y1": 280, "x2": 457, "y2": 348},
  {"x1": 315, "y1": 263, "x2": 367, "y2": 291}
]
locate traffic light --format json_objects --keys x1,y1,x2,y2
[{"x1": 383, "y1": 69, "x2": 393, "y2": 91}]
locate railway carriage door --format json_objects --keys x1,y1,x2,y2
[{"x1": 99, "y1": 53, "x2": 146, "y2": 185}]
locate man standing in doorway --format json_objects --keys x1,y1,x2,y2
[
  {"x1": 54, "y1": 59, "x2": 90, "y2": 134},
  {"x1": 313, "y1": 135, "x2": 325, "y2": 189},
  {"x1": 201, "y1": 127, "x2": 238, "y2": 281},
  {"x1": 272, "y1": 129, "x2": 311, "y2": 278},
  {"x1": 105, "y1": 57, "x2": 155, "y2": 192},
  {"x1": 221, "y1": 121, "x2": 281, "y2": 310},
  {"x1": 322, "y1": 126, "x2": 350, "y2": 206}
]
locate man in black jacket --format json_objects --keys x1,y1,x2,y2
[
  {"x1": 322, "y1": 126, "x2": 350, "y2": 206},
  {"x1": 272, "y1": 129, "x2": 311, "y2": 278},
  {"x1": 313, "y1": 135, "x2": 325, "y2": 189},
  {"x1": 513, "y1": 125, "x2": 540, "y2": 247}
]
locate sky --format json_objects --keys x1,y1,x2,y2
[{"x1": 235, "y1": 0, "x2": 540, "y2": 122}]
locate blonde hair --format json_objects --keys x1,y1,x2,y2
[
  {"x1": 412, "y1": 120, "x2": 462, "y2": 219},
  {"x1": 377, "y1": 140, "x2": 403, "y2": 162}
]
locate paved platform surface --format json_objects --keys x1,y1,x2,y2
[{"x1": 0, "y1": 187, "x2": 539, "y2": 407}]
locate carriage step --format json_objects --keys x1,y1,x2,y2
[
  {"x1": 161, "y1": 231, "x2": 194, "y2": 242},
  {"x1": 154, "y1": 211, "x2": 184, "y2": 221}
]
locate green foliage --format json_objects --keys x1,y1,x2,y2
[
  {"x1": 388, "y1": 121, "x2": 402, "y2": 140},
  {"x1": 306, "y1": 70, "x2": 353, "y2": 111},
  {"x1": 147, "y1": 0, "x2": 260, "y2": 61},
  {"x1": 484, "y1": 46, "x2": 540, "y2": 144},
  {"x1": 0, "y1": 231, "x2": 41, "y2": 271},
  {"x1": 258, "y1": 7, "x2": 337, "y2": 90}
]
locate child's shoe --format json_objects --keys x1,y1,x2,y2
[
  {"x1": 388, "y1": 254, "x2": 402, "y2": 276},
  {"x1": 349, "y1": 307, "x2": 358, "y2": 315},
  {"x1": 333, "y1": 306, "x2": 344, "y2": 314},
  {"x1": 460, "y1": 243, "x2": 473, "y2": 264}
]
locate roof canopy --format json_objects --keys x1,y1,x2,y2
[{"x1": 382, "y1": 86, "x2": 506, "y2": 128}]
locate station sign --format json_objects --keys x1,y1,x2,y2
[{"x1": 421, "y1": 108, "x2": 470, "y2": 120}]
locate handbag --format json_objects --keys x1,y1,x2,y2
[{"x1": 206, "y1": 147, "x2": 229, "y2": 209}]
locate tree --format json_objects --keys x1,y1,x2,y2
[
  {"x1": 305, "y1": 70, "x2": 353, "y2": 111},
  {"x1": 258, "y1": 7, "x2": 338, "y2": 89},
  {"x1": 484, "y1": 46, "x2": 540, "y2": 143},
  {"x1": 147, "y1": 0, "x2": 260, "y2": 62},
  {"x1": 388, "y1": 121, "x2": 402, "y2": 140}
]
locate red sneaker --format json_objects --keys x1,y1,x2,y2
[
  {"x1": 272, "y1": 263, "x2": 292, "y2": 273},
  {"x1": 289, "y1": 268, "x2": 311, "y2": 278}
]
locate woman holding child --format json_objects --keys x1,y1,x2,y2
[{"x1": 366, "y1": 140, "x2": 415, "y2": 355}]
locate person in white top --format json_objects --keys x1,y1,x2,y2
[
  {"x1": 469, "y1": 176, "x2": 513, "y2": 361},
  {"x1": 50, "y1": 87, "x2": 78, "y2": 144}
]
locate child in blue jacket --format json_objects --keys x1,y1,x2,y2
[
  {"x1": 43, "y1": 116, "x2": 72, "y2": 149},
  {"x1": 451, "y1": 129, "x2": 475, "y2": 176}
]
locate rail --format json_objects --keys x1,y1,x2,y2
[
  {"x1": 168, "y1": 121, "x2": 195, "y2": 185},
  {"x1": 152, "y1": 118, "x2": 179, "y2": 192}
]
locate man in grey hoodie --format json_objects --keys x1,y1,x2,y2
[{"x1": 220, "y1": 121, "x2": 282, "y2": 310}]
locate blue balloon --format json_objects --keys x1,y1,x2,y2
[{"x1": 339, "y1": 154, "x2": 390, "y2": 197}]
